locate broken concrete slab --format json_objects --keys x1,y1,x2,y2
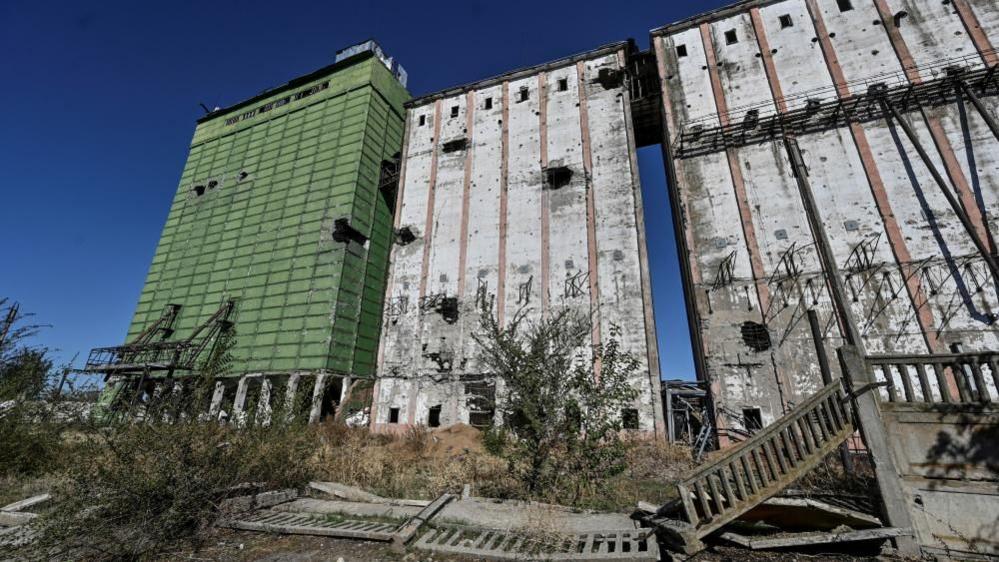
[
  {"x1": 225, "y1": 509, "x2": 399, "y2": 541},
  {"x1": 1, "y1": 493, "x2": 51, "y2": 513},
  {"x1": 393, "y1": 493, "x2": 454, "y2": 547},
  {"x1": 308, "y1": 481, "x2": 430, "y2": 507},
  {"x1": 0, "y1": 511, "x2": 37, "y2": 527},
  {"x1": 415, "y1": 525, "x2": 658, "y2": 561},
  {"x1": 274, "y1": 498, "x2": 422, "y2": 520},
  {"x1": 718, "y1": 526, "x2": 912, "y2": 550},
  {"x1": 220, "y1": 489, "x2": 298, "y2": 513},
  {"x1": 438, "y1": 497, "x2": 639, "y2": 534},
  {"x1": 738, "y1": 496, "x2": 882, "y2": 531}
]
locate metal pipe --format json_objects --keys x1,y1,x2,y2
[
  {"x1": 784, "y1": 137, "x2": 865, "y2": 349},
  {"x1": 956, "y1": 78, "x2": 999, "y2": 142},
  {"x1": 875, "y1": 92, "x2": 999, "y2": 284}
]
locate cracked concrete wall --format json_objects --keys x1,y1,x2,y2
[
  {"x1": 656, "y1": 0, "x2": 999, "y2": 442},
  {"x1": 375, "y1": 46, "x2": 665, "y2": 435}
]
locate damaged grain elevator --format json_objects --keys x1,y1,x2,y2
[
  {"x1": 88, "y1": 0, "x2": 999, "y2": 443},
  {"x1": 373, "y1": 43, "x2": 667, "y2": 435},
  {"x1": 654, "y1": 0, "x2": 999, "y2": 443},
  {"x1": 87, "y1": 42, "x2": 410, "y2": 420}
]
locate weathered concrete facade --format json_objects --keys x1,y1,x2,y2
[
  {"x1": 655, "y1": 0, "x2": 999, "y2": 441},
  {"x1": 374, "y1": 43, "x2": 665, "y2": 435}
]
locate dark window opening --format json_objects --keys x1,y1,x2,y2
[
  {"x1": 439, "y1": 297, "x2": 459, "y2": 324},
  {"x1": 743, "y1": 408, "x2": 763, "y2": 432},
  {"x1": 779, "y1": 14, "x2": 794, "y2": 28},
  {"x1": 419, "y1": 114, "x2": 427, "y2": 126},
  {"x1": 428, "y1": 405, "x2": 442, "y2": 428},
  {"x1": 259, "y1": 102, "x2": 274, "y2": 113},
  {"x1": 192, "y1": 185, "x2": 206, "y2": 197},
  {"x1": 518, "y1": 87, "x2": 530, "y2": 102},
  {"x1": 558, "y1": 77, "x2": 569, "y2": 92},
  {"x1": 741, "y1": 321, "x2": 772, "y2": 352},
  {"x1": 320, "y1": 377, "x2": 344, "y2": 421},
  {"x1": 450, "y1": 105, "x2": 459, "y2": 118},
  {"x1": 622, "y1": 408, "x2": 639, "y2": 430},
  {"x1": 484, "y1": 97, "x2": 493, "y2": 110},
  {"x1": 837, "y1": 0, "x2": 853, "y2": 11},
  {"x1": 725, "y1": 29, "x2": 739, "y2": 45},
  {"x1": 442, "y1": 138, "x2": 468, "y2": 153},
  {"x1": 676, "y1": 44, "x2": 688, "y2": 58},
  {"x1": 332, "y1": 218, "x2": 368, "y2": 245},
  {"x1": 225, "y1": 116, "x2": 239, "y2": 126},
  {"x1": 274, "y1": 97, "x2": 290, "y2": 108},
  {"x1": 389, "y1": 407, "x2": 400, "y2": 424},
  {"x1": 395, "y1": 226, "x2": 417, "y2": 245},
  {"x1": 544, "y1": 166, "x2": 574, "y2": 190}
]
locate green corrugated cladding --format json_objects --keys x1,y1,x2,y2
[{"x1": 127, "y1": 54, "x2": 409, "y2": 377}]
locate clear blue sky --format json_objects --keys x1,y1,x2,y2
[{"x1": 0, "y1": 0, "x2": 729, "y2": 380}]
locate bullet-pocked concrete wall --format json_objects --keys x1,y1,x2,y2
[
  {"x1": 374, "y1": 45, "x2": 665, "y2": 436},
  {"x1": 656, "y1": 0, "x2": 999, "y2": 441}
]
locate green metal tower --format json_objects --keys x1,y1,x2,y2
[{"x1": 88, "y1": 43, "x2": 408, "y2": 396}]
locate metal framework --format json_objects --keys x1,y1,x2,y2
[
  {"x1": 82, "y1": 300, "x2": 235, "y2": 378},
  {"x1": 673, "y1": 62, "x2": 999, "y2": 159}
]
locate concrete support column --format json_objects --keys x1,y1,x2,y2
[
  {"x1": 308, "y1": 374, "x2": 327, "y2": 424},
  {"x1": 257, "y1": 378, "x2": 272, "y2": 427},
  {"x1": 285, "y1": 373, "x2": 301, "y2": 422},
  {"x1": 232, "y1": 375, "x2": 250, "y2": 427},
  {"x1": 208, "y1": 381, "x2": 226, "y2": 420},
  {"x1": 837, "y1": 346, "x2": 919, "y2": 556}
]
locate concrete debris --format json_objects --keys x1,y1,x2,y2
[
  {"x1": 308, "y1": 481, "x2": 431, "y2": 507},
  {"x1": 0, "y1": 493, "x2": 51, "y2": 514},
  {"x1": 718, "y1": 526, "x2": 912, "y2": 551}
]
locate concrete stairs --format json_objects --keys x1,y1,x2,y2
[{"x1": 647, "y1": 381, "x2": 855, "y2": 554}]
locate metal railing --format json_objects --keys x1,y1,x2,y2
[{"x1": 866, "y1": 352, "x2": 999, "y2": 404}]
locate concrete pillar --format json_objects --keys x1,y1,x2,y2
[
  {"x1": 232, "y1": 375, "x2": 250, "y2": 427},
  {"x1": 308, "y1": 374, "x2": 327, "y2": 424},
  {"x1": 339, "y1": 376, "x2": 352, "y2": 405},
  {"x1": 257, "y1": 378, "x2": 273, "y2": 427},
  {"x1": 838, "y1": 346, "x2": 920, "y2": 556},
  {"x1": 208, "y1": 381, "x2": 226, "y2": 420},
  {"x1": 285, "y1": 373, "x2": 301, "y2": 422}
]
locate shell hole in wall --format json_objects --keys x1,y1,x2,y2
[{"x1": 741, "y1": 321, "x2": 772, "y2": 352}]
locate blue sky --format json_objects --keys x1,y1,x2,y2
[{"x1": 0, "y1": 0, "x2": 729, "y2": 379}]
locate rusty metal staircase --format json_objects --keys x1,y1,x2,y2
[{"x1": 647, "y1": 381, "x2": 855, "y2": 554}]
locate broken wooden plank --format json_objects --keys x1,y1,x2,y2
[{"x1": 720, "y1": 527, "x2": 911, "y2": 550}]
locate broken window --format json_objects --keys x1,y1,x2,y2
[
  {"x1": 259, "y1": 102, "x2": 274, "y2": 113},
  {"x1": 389, "y1": 407, "x2": 400, "y2": 424},
  {"x1": 779, "y1": 14, "x2": 794, "y2": 28},
  {"x1": 622, "y1": 408, "x2": 639, "y2": 430},
  {"x1": 450, "y1": 105, "x2": 459, "y2": 118},
  {"x1": 518, "y1": 87, "x2": 529, "y2": 102},
  {"x1": 225, "y1": 116, "x2": 239, "y2": 126},
  {"x1": 332, "y1": 218, "x2": 368, "y2": 245},
  {"x1": 836, "y1": 0, "x2": 853, "y2": 11},
  {"x1": 484, "y1": 97, "x2": 493, "y2": 110},
  {"x1": 725, "y1": 29, "x2": 739, "y2": 45},
  {"x1": 544, "y1": 166, "x2": 573, "y2": 190},
  {"x1": 676, "y1": 44, "x2": 688, "y2": 58},
  {"x1": 741, "y1": 321, "x2": 772, "y2": 352},
  {"x1": 442, "y1": 138, "x2": 468, "y2": 153},
  {"x1": 557, "y1": 77, "x2": 569, "y2": 92},
  {"x1": 465, "y1": 381, "x2": 495, "y2": 428},
  {"x1": 274, "y1": 97, "x2": 290, "y2": 108},
  {"x1": 743, "y1": 408, "x2": 763, "y2": 432},
  {"x1": 419, "y1": 114, "x2": 427, "y2": 126},
  {"x1": 241, "y1": 109, "x2": 257, "y2": 120},
  {"x1": 428, "y1": 405, "x2": 442, "y2": 428}
]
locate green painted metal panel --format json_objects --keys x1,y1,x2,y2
[{"x1": 126, "y1": 53, "x2": 408, "y2": 378}]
